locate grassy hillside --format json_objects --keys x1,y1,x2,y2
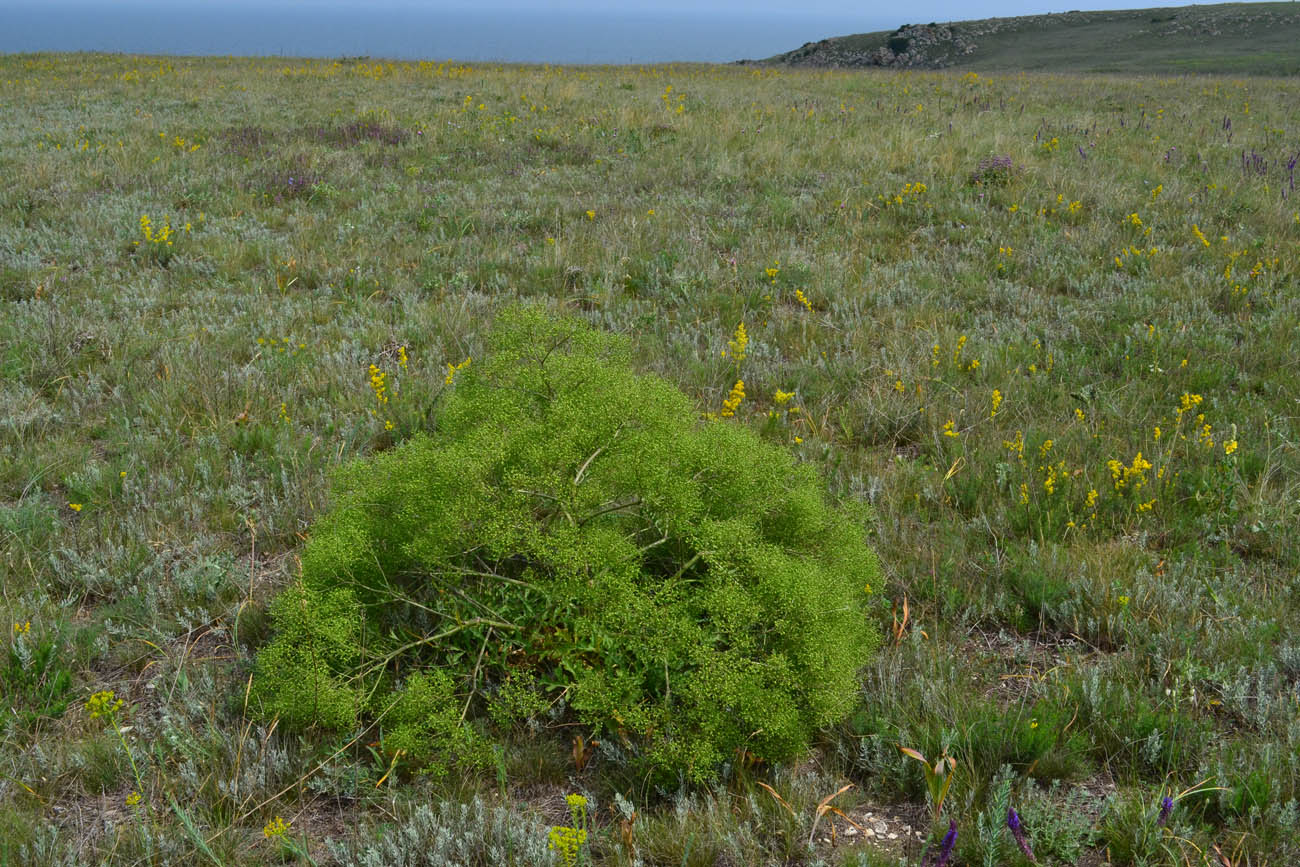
[
  {"x1": 2, "y1": 53, "x2": 1300, "y2": 865},
  {"x1": 765, "y1": 2, "x2": 1300, "y2": 75}
]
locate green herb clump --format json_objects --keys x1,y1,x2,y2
[{"x1": 253, "y1": 307, "x2": 882, "y2": 782}]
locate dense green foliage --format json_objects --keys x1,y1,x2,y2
[
  {"x1": 254, "y1": 309, "x2": 882, "y2": 782},
  {"x1": 2, "y1": 628, "x2": 73, "y2": 726}
]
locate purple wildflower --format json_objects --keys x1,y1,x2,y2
[
  {"x1": 921, "y1": 820, "x2": 958, "y2": 867},
  {"x1": 1157, "y1": 795, "x2": 1173, "y2": 827},
  {"x1": 1007, "y1": 808, "x2": 1036, "y2": 862},
  {"x1": 935, "y1": 819, "x2": 957, "y2": 867}
]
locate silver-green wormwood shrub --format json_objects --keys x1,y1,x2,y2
[
  {"x1": 252, "y1": 307, "x2": 882, "y2": 783},
  {"x1": 328, "y1": 799, "x2": 558, "y2": 867}
]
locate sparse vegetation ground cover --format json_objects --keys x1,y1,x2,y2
[{"x1": 0, "y1": 53, "x2": 1298, "y2": 866}]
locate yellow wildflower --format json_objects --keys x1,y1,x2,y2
[
  {"x1": 444, "y1": 357, "x2": 471, "y2": 385},
  {"x1": 1003, "y1": 430, "x2": 1025, "y2": 460},
  {"x1": 86, "y1": 690, "x2": 123, "y2": 719},
  {"x1": 724, "y1": 322, "x2": 748, "y2": 363},
  {"x1": 369, "y1": 365, "x2": 389, "y2": 403},
  {"x1": 547, "y1": 826, "x2": 588, "y2": 867},
  {"x1": 719, "y1": 380, "x2": 745, "y2": 417}
]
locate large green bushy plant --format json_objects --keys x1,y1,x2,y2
[{"x1": 253, "y1": 308, "x2": 882, "y2": 782}]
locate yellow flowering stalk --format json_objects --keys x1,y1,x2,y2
[
  {"x1": 1003, "y1": 430, "x2": 1025, "y2": 461},
  {"x1": 444, "y1": 356, "x2": 471, "y2": 385},
  {"x1": 723, "y1": 322, "x2": 748, "y2": 364},
  {"x1": 87, "y1": 689, "x2": 148, "y2": 815},
  {"x1": 719, "y1": 380, "x2": 745, "y2": 418},
  {"x1": 368, "y1": 365, "x2": 389, "y2": 404},
  {"x1": 548, "y1": 793, "x2": 590, "y2": 867},
  {"x1": 547, "y1": 826, "x2": 588, "y2": 867}
]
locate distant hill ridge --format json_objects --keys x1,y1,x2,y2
[{"x1": 758, "y1": 2, "x2": 1300, "y2": 75}]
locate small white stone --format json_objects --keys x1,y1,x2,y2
[
  {"x1": 887, "y1": 832, "x2": 899, "y2": 840},
  {"x1": 845, "y1": 827, "x2": 858, "y2": 836}
]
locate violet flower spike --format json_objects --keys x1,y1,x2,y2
[
  {"x1": 933, "y1": 819, "x2": 958, "y2": 867},
  {"x1": 1007, "y1": 808, "x2": 1036, "y2": 862},
  {"x1": 1157, "y1": 795, "x2": 1174, "y2": 827},
  {"x1": 920, "y1": 819, "x2": 958, "y2": 867}
]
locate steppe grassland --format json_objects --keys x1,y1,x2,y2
[{"x1": 0, "y1": 53, "x2": 1298, "y2": 865}]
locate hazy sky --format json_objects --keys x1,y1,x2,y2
[
  {"x1": 429, "y1": 0, "x2": 1280, "y2": 12},
  {"x1": 17, "y1": 0, "x2": 1276, "y2": 20}
]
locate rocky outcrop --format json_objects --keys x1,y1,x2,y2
[
  {"x1": 761, "y1": 3, "x2": 1300, "y2": 70},
  {"x1": 778, "y1": 22, "x2": 977, "y2": 70}
]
